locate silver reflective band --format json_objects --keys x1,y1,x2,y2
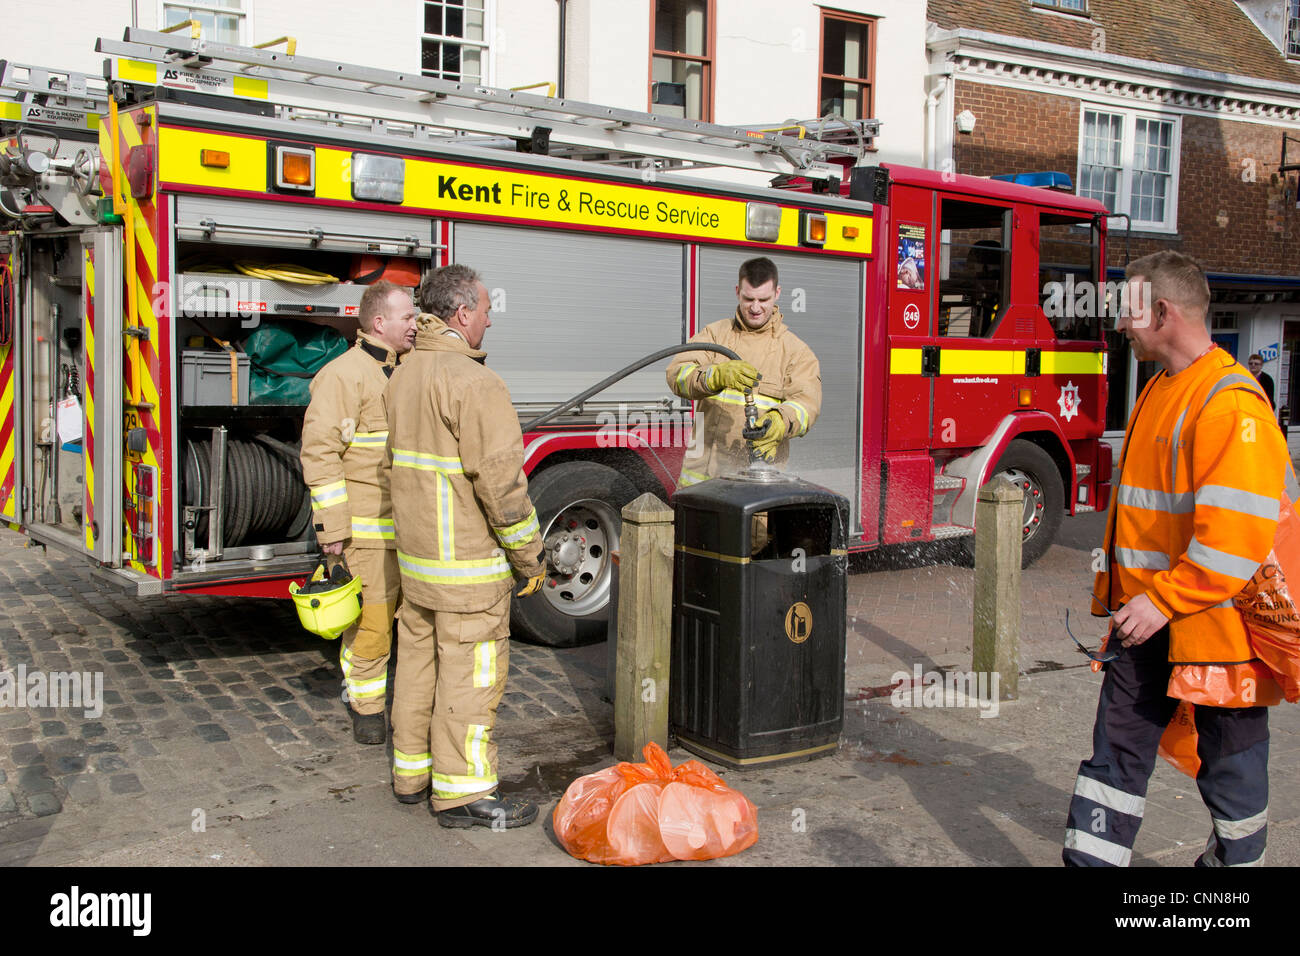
[
  {"x1": 1199, "y1": 833, "x2": 1265, "y2": 867},
  {"x1": 1114, "y1": 548, "x2": 1170, "y2": 571},
  {"x1": 1186, "y1": 537, "x2": 1262, "y2": 581},
  {"x1": 1195, "y1": 485, "x2": 1280, "y2": 521},
  {"x1": 1064, "y1": 828, "x2": 1132, "y2": 866},
  {"x1": 1074, "y1": 775, "x2": 1146, "y2": 818},
  {"x1": 1118, "y1": 484, "x2": 1193, "y2": 514},
  {"x1": 1212, "y1": 807, "x2": 1267, "y2": 842}
]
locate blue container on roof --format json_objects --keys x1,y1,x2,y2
[{"x1": 990, "y1": 171, "x2": 1074, "y2": 190}]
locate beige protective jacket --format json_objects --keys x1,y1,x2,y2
[
  {"x1": 384, "y1": 315, "x2": 544, "y2": 612},
  {"x1": 300, "y1": 331, "x2": 399, "y2": 549},
  {"x1": 666, "y1": 307, "x2": 822, "y2": 485}
]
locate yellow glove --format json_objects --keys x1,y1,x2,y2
[
  {"x1": 751, "y1": 410, "x2": 786, "y2": 461},
  {"x1": 704, "y1": 360, "x2": 759, "y2": 393},
  {"x1": 515, "y1": 572, "x2": 546, "y2": 597}
]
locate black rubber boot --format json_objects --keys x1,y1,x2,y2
[
  {"x1": 350, "y1": 707, "x2": 386, "y2": 745},
  {"x1": 436, "y1": 792, "x2": 538, "y2": 829},
  {"x1": 393, "y1": 781, "x2": 431, "y2": 805}
]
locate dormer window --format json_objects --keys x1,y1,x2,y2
[
  {"x1": 1289, "y1": 0, "x2": 1300, "y2": 58},
  {"x1": 1032, "y1": 0, "x2": 1089, "y2": 14}
]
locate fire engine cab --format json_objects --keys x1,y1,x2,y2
[{"x1": 1, "y1": 27, "x2": 1111, "y2": 647}]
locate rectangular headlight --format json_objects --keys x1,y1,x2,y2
[
  {"x1": 745, "y1": 202, "x2": 782, "y2": 242},
  {"x1": 352, "y1": 153, "x2": 405, "y2": 203}
]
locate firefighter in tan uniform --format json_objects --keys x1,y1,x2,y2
[
  {"x1": 300, "y1": 280, "x2": 417, "y2": 744},
  {"x1": 667, "y1": 257, "x2": 822, "y2": 485},
  {"x1": 385, "y1": 264, "x2": 545, "y2": 828}
]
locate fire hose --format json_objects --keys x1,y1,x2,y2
[{"x1": 520, "y1": 342, "x2": 771, "y2": 465}]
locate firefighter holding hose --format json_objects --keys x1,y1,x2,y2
[
  {"x1": 300, "y1": 279, "x2": 418, "y2": 744},
  {"x1": 667, "y1": 257, "x2": 822, "y2": 485}
]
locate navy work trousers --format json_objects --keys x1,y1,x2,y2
[{"x1": 1063, "y1": 625, "x2": 1269, "y2": 867}]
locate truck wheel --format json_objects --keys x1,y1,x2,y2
[
  {"x1": 962, "y1": 439, "x2": 1064, "y2": 569},
  {"x1": 511, "y1": 461, "x2": 640, "y2": 647}
]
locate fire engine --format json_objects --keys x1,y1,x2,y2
[{"x1": 0, "y1": 27, "x2": 1112, "y2": 647}]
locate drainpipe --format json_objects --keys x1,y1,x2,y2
[
  {"x1": 556, "y1": 0, "x2": 568, "y2": 98},
  {"x1": 925, "y1": 67, "x2": 952, "y2": 171}
]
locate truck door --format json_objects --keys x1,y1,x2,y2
[{"x1": 929, "y1": 197, "x2": 1014, "y2": 448}]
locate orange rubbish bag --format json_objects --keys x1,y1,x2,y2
[
  {"x1": 553, "y1": 742, "x2": 758, "y2": 865},
  {"x1": 1233, "y1": 489, "x2": 1300, "y2": 703}
]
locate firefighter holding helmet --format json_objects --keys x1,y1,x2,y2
[
  {"x1": 666, "y1": 256, "x2": 822, "y2": 485},
  {"x1": 384, "y1": 264, "x2": 545, "y2": 828},
  {"x1": 299, "y1": 279, "x2": 417, "y2": 744}
]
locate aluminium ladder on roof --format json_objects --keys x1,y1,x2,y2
[
  {"x1": 0, "y1": 61, "x2": 109, "y2": 134},
  {"x1": 96, "y1": 28, "x2": 878, "y2": 181}
]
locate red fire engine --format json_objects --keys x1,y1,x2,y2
[{"x1": 0, "y1": 27, "x2": 1111, "y2": 647}]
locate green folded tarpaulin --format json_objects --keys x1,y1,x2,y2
[{"x1": 243, "y1": 321, "x2": 347, "y2": 405}]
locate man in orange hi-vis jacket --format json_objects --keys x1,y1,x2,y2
[{"x1": 1064, "y1": 251, "x2": 1292, "y2": 867}]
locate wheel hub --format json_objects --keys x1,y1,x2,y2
[
  {"x1": 540, "y1": 500, "x2": 618, "y2": 616},
  {"x1": 549, "y1": 532, "x2": 586, "y2": 576},
  {"x1": 997, "y1": 467, "x2": 1045, "y2": 540}
]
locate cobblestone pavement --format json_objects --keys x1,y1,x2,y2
[{"x1": 0, "y1": 514, "x2": 1296, "y2": 867}]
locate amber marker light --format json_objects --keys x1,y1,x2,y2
[
  {"x1": 841, "y1": 225, "x2": 859, "y2": 239},
  {"x1": 1018, "y1": 387, "x2": 1033, "y2": 406},
  {"x1": 282, "y1": 152, "x2": 312, "y2": 185},
  {"x1": 200, "y1": 149, "x2": 230, "y2": 168},
  {"x1": 273, "y1": 145, "x2": 316, "y2": 191},
  {"x1": 799, "y1": 210, "x2": 827, "y2": 247}
]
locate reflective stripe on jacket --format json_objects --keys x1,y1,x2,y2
[
  {"x1": 384, "y1": 314, "x2": 544, "y2": 612},
  {"x1": 300, "y1": 332, "x2": 399, "y2": 549},
  {"x1": 1093, "y1": 349, "x2": 1291, "y2": 672},
  {"x1": 665, "y1": 307, "x2": 821, "y2": 484}
]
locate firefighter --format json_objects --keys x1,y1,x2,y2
[
  {"x1": 1065, "y1": 251, "x2": 1289, "y2": 867},
  {"x1": 300, "y1": 279, "x2": 417, "y2": 744},
  {"x1": 384, "y1": 264, "x2": 545, "y2": 828},
  {"x1": 666, "y1": 257, "x2": 822, "y2": 486}
]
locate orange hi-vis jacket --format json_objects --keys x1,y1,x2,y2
[{"x1": 1093, "y1": 349, "x2": 1292, "y2": 704}]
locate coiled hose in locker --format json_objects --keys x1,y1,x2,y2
[{"x1": 183, "y1": 434, "x2": 310, "y2": 549}]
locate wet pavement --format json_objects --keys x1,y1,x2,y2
[{"x1": 0, "y1": 512, "x2": 1297, "y2": 867}]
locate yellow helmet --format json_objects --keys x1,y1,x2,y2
[{"x1": 289, "y1": 557, "x2": 363, "y2": 640}]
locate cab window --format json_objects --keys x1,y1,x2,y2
[
  {"x1": 937, "y1": 200, "x2": 1009, "y2": 339},
  {"x1": 1039, "y1": 213, "x2": 1102, "y2": 341}
]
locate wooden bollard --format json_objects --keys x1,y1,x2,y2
[
  {"x1": 613, "y1": 493, "x2": 674, "y2": 761},
  {"x1": 972, "y1": 480, "x2": 1021, "y2": 701}
]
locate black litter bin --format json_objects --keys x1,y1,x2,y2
[{"x1": 670, "y1": 474, "x2": 849, "y2": 768}]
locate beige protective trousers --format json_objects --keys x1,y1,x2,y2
[
  {"x1": 390, "y1": 592, "x2": 510, "y2": 810},
  {"x1": 339, "y1": 546, "x2": 400, "y2": 716}
]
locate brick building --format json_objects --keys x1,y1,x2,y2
[{"x1": 926, "y1": 0, "x2": 1300, "y2": 440}]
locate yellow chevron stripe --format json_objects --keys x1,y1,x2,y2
[
  {"x1": 118, "y1": 108, "x2": 143, "y2": 151},
  {"x1": 84, "y1": 249, "x2": 96, "y2": 551},
  {"x1": 0, "y1": 358, "x2": 13, "y2": 431},
  {"x1": 131, "y1": 203, "x2": 158, "y2": 272}
]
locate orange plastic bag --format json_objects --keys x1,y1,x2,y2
[
  {"x1": 1233, "y1": 489, "x2": 1300, "y2": 703},
  {"x1": 1157, "y1": 700, "x2": 1201, "y2": 778},
  {"x1": 553, "y1": 742, "x2": 758, "y2": 865}
]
